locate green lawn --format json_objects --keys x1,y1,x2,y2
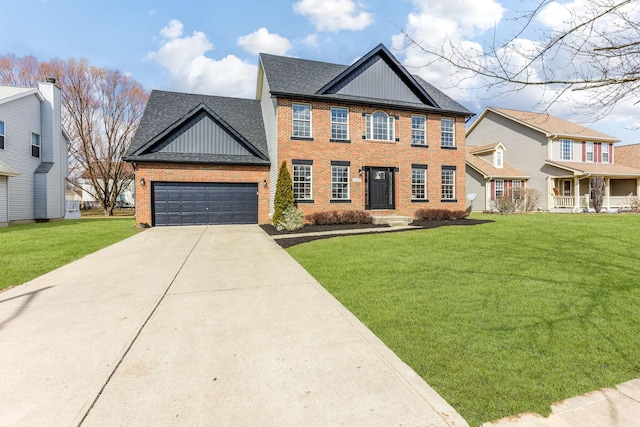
[
  {"x1": 288, "y1": 214, "x2": 640, "y2": 426},
  {"x1": 0, "y1": 218, "x2": 138, "y2": 291}
]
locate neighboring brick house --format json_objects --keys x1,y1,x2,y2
[
  {"x1": 0, "y1": 80, "x2": 69, "y2": 227},
  {"x1": 126, "y1": 44, "x2": 473, "y2": 226},
  {"x1": 466, "y1": 107, "x2": 640, "y2": 212}
]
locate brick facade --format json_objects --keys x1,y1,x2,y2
[
  {"x1": 134, "y1": 163, "x2": 270, "y2": 226},
  {"x1": 277, "y1": 99, "x2": 467, "y2": 219}
]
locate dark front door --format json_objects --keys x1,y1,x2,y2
[{"x1": 367, "y1": 167, "x2": 395, "y2": 210}]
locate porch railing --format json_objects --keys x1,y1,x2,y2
[
  {"x1": 553, "y1": 196, "x2": 575, "y2": 208},
  {"x1": 554, "y1": 195, "x2": 633, "y2": 210}
]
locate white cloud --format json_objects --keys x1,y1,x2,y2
[
  {"x1": 238, "y1": 28, "x2": 292, "y2": 56},
  {"x1": 146, "y1": 20, "x2": 257, "y2": 98},
  {"x1": 301, "y1": 33, "x2": 319, "y2": 48},
  {"x1": 293, "y1": 0, "x2": 373, "y2": 32}
]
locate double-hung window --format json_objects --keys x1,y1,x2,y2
[
  {"x1": 495, "y1": 150, "x2": 503, "y2": 168},
  {"x1": 292, "y1": 103, "x2": 311, "y2": 138},
  {"x1": 494, "y1": 180, "x2": 504, "y2": 199},
  {"x1": 560, "y1": 139, "x2": 572, "y2": 160},
  {"x1": 0, "y1": 121, "x2": 4, "y2": 149},
  {"x1": 441, "y1": 166, "x2": 456, "y2": 200},
  {"x1": 292, "y1": 162, "x2": 312, "y2": 201},
  {"x1": 411, "y1": 115, "x2": 426, "y2": 145},
  {"x1": 586, "y1": 142, "x2": 594, "y2": 162},
  {"x1": 331, "y1": 107, "x2": 348, "y2": 141},
  {"x1": 331, "y1": 163, "x2": 350, "y2": 200},
  {"x1": 441, "y1": 118, "x2": 454, "y2": 147},
  {"x1": 411, "y1": 166, "x2": 427, "y2": 200},
  {"x1": 365, "y1": 111, "x2": 395, "y2": 141},
  {"x1": 31, "y1": 132, "x2": 41, "y2": 158},
  {"x1": 602, "y1": 143, "x2": 610, "y2": 163}
]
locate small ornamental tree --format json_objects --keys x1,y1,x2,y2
[
  {"x1": 591, "y1": 177, "x2": 606, "y2": 213},
  {"x1": 273, "y1": 161, "x2": 294, "y2": 226}
]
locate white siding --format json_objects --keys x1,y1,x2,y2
[
  {"x1": 0, "y1": 176, "x2": 7, "y2": 224},
  {"x1": 258, "y1": 65, "x2": 279, "y2": 217},
  {"x1": 39, "y1": 82, "x2": 66, "y2": 219}
]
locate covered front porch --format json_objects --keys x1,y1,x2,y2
[{"x1": 550, "y1": 176, "x2": 640, "y2": 212}]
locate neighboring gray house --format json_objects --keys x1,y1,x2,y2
[
  {"x1": 0, "y1": 80, "x2": 69, "y2": 226},
  {"x1": 466, "y1": 107, "x2": 640, "y2": 212}
]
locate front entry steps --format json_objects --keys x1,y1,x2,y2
[{"x1": 371, "y1": 215, "x2": 413, "y2": 227}]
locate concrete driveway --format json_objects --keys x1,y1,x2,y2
[{"x1": 0, "y1": 225, "x2": 466, "y2": 426}]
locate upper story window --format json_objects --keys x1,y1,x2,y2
[
  {"x1": 292, "y1": 163, "x2": 313, "y2": 201},
  {"x1": 0, "y1": 121, "x2": 4, "y2": 149},
  {"x1": 585, "y1": 142, "x2": 594, "y2": 162},
  {"x1": 602, "y1": 143, "x2": 610, "y2": 163},
  {"x1": 441, "y1": 118, "x2": 455, "y2": 147},
  {"x1": 331, "y1": 165, "x2": 350, "y2": 200},
  {"x1": 412, "y1": 115, "x2": 426, "y2": 145},
  {"x1": 366, "y1": 111, "x2": 395, "y2": 141},
  {"x1": 31, "y1": 132, "x2": 41, "y2": 158},
  {"x1": 292, "y1": 103, "x2": 311, "y2": 138},
  {"x1": 331, "y1": 107, "x2": 348, "y2": 141},
  {"x1": 560, "y1": 139, "x2": 573, "y2": 160},
  {"x1": 495, "y1": 149, "x2": 503, "y2": 168}
]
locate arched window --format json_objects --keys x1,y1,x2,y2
[{"x1": 365, "y1": 111, "x2": 395, "y2": 141}]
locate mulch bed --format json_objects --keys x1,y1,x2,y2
[{"x1": 262, "y1": 218, "x2": 493, "y2": 248}]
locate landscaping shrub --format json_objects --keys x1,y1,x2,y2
[
  {"x1": 273, "y1": 161, "x2": 294, "y2": 226},
  {"x1": 276, "y1": 206, "x2": 305, "y2": 231},
  {"x1": 305, "y1": 209, "x2": 372, "y2": 225},
  {"x1": 414, "y1": 208, "x2": 469, "y2": 221},
  {"x1": 493, "y1": 188, "x2": 541, "y2": 213}
]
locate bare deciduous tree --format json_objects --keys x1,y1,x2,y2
[
  {"x1": 590, "y1": 176, "x2": 606, "y2": 212},
  {"x1": 0, "y1": 56, "x2": 148, "y2": 215},
  {"x1": 400, "y1": 0, "x2": 640, "y2": 121}
]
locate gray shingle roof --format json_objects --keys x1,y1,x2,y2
[
  {"x1": 259, "y1": 46, "x2": 472, "y2": 116},
  {"x1": 126, "y1": 90, "x2": 269, "y2": 165}
]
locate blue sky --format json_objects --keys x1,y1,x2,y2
[{"x1": 2, "y1": 0, "x2": 638, "y2": 144}]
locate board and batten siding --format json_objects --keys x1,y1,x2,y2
[
  {"x1": 258, "y1": 64, "x2": 278, "y2": 218},
  {"x1": 467, "y1": 111, "x2": 559, "y2": 210},
  {"x1": 0, "y1": 93, "x2": 41, "y2": 221}
]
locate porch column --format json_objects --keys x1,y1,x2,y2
[
  {"x1": 574, "y1": 177, "x2": 580, "y2": 209},
  {"x1": 637, "y1": 178, "x2": 640, "y2": 197},
  {"x1": 485, "y1": 179, "x2": 491, "y2": 211},
  {"x1": 547, "y1": 177, "x2": 554, "y2": 210},
  {"x1": 605, "y1": 177, "x2": 611, "y2": 210}
]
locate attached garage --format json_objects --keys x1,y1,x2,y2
[{"x1": 153, "y1": 182, "x2": 258, "y2": 226}]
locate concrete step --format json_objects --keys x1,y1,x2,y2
[{"x1": 371, "y1": 215, "x2": 413, "y2": 227}]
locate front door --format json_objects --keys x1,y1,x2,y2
[
  {"x1": 563, "y1": 180, "x2": 572, "y2": 196},
  {"x1": 367, "y1": 167, "x2": 395, "y2": 210}
]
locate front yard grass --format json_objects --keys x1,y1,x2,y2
[
  {"x1": 288, "y1": 213, "x2": 640, "y2": 426},
  {"x1": 0, "y1": 218, "x2": 138, "y2": 291}
]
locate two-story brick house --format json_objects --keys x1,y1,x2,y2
[
  {"x1": 466, "y1": 107, "x2": 640, "y2": 212},
  {"x1": 0, "y1": 80, "x2": 69, "y2": 226},
  {"x1": 126, "y1": 44, "x2": 473, "y2": 226}
]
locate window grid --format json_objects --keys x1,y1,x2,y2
[
  {"x1": 0, "y1": 121, "x2": 4, "y2": 149},
  {"x1": 292, "y1": 164, "x2": 312, "y2": 200},
  {"x1": 412, "y1": 115, "x2": 426, "y2": 145},
  {"x1": 366, "y1": 111, "x2": 395, "y2": 141},
  {"x1": 560, "y1": 139, "x2": 572, "y2": 160},
  {"x1": 441, "y1": 169, "x2": 455, "y2": 199},
  {"x1": 331, "y1": 166, "x2": 349, "y2": 199},
  {"x1": 412, "y1": 168, "x2": 426, "y2": 199},
  {"x1": 31, "y1": 132, "x2": 40, "y2": 158},
  {"x1": 496, "y1": 150, "x2": 503, "y2": 168},
  {"x1": 292, "y1": 104, "x2": 311, "y2": 137},
  {"x1": 602, "y1": 144, "x2": 610, "y2": 162},
  {"x1": 331, "y1": 107, "x2": 348, "y2": 140},
  {"x1": 495, "y1": 180, "x2": 504, "y2": 198},
  {"x1": 586, "y1": 142, "x2": 594, "y2": 162},
  {"x1": 441, "y1": 118, "x2": 454, "y2": 147}
]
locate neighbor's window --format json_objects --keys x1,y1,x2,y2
[
  {"x1": 441, "y1": 167, "x2": 456, "y2": 200},
  {"x1": 31, "y1": 132, "x2": 40, "y2": 158},
  {"x1": 412, "y1": 115, "x2": 426, "y2": 145},
  {"x1": 331, "y1": 165, "x2": 349, "y2": 200},
  {"x1": 0, "y1": 121, "x2": 5, "y2": 149},
  {"x1": 560, "y1": 139, "x2": 573, "y2": 160},
  {"x1": 412, "y1": 168, "x2": 427, "y2": 200},
  {"x1": 441, "y1": 118, "x2": 455, "y2": 147},
  {"x1": 586, "y1": 142, "x2": 594, "y2": 162},
  {"x1": 292, "y1": 103, "x2": 311, "y2": 138},
  {"x1": 366, "y1": 111, "x2": 395, "y2": 141},
  {"x1": 494, "y1": 179, "x2": 504, "y2": 198},
  {"x1": 292, "y1": 164, "x2": 312, "y2": 200},
  {"x1": 602, "y1": 143, "x2": 610, "y2": 163},
  {"x1": 331, "y1": 107, "x2": 348, "y2": 140},
  {"x1": 495, "y1": 149, "x2": 503, "y2": 168}
]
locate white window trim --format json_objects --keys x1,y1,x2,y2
[
  {"x1": 31, "y1": 132, "x2": 41, "y2": 158},
  {"x1": 330, "y1": 106, "x2": 349, "y2": 140},
  {"x1": 560, "y1": 139, "x2": 573, "y2": 161},
  {"x1": 602, "y1": 143, "x2": 610, "y2": 162},
  {"x1": 292, "y1": 103, "x2": 312, "y2": 138},
  {"x1": 411, "y1": 168, "x2": 427, "y2": 200},
  {"x1": 441, "y1": 118, "x2": 455, "y2": 147},
  {"x1": 494, "y1": 179, "x2": 504, "y2": 199},
  {"x1": 366, "y1": 111, "x2": 395, "y2": 142},
  {"x1": 495, "y1": 149, "x2": 503, "y2": 168},
  {"x1": 331, "y1": 165, "x2": 350, "y2": 200},
  {"x1": 411, "y1": 115, "x2": 426, "y2": 145},
  {"x1": 441, "y1": 168, "x2": 456, "y2": 200},
  {"x1": 293, "y1": 164, "x2": 313, "y2": 200},
  {"x1": 586, "y1": 141, "x2": 594, "y2": 162}
]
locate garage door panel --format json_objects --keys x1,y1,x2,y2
[{"x1": 153, "y1": 182, "x2": 258, "y2": 226}]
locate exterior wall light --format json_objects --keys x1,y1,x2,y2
[
  {"x1": 263, "y1": 179, "x2": 267, "y2": 187},
  {"x1": 140, "y1": 178, "x2": 146, "y2": 186}
]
